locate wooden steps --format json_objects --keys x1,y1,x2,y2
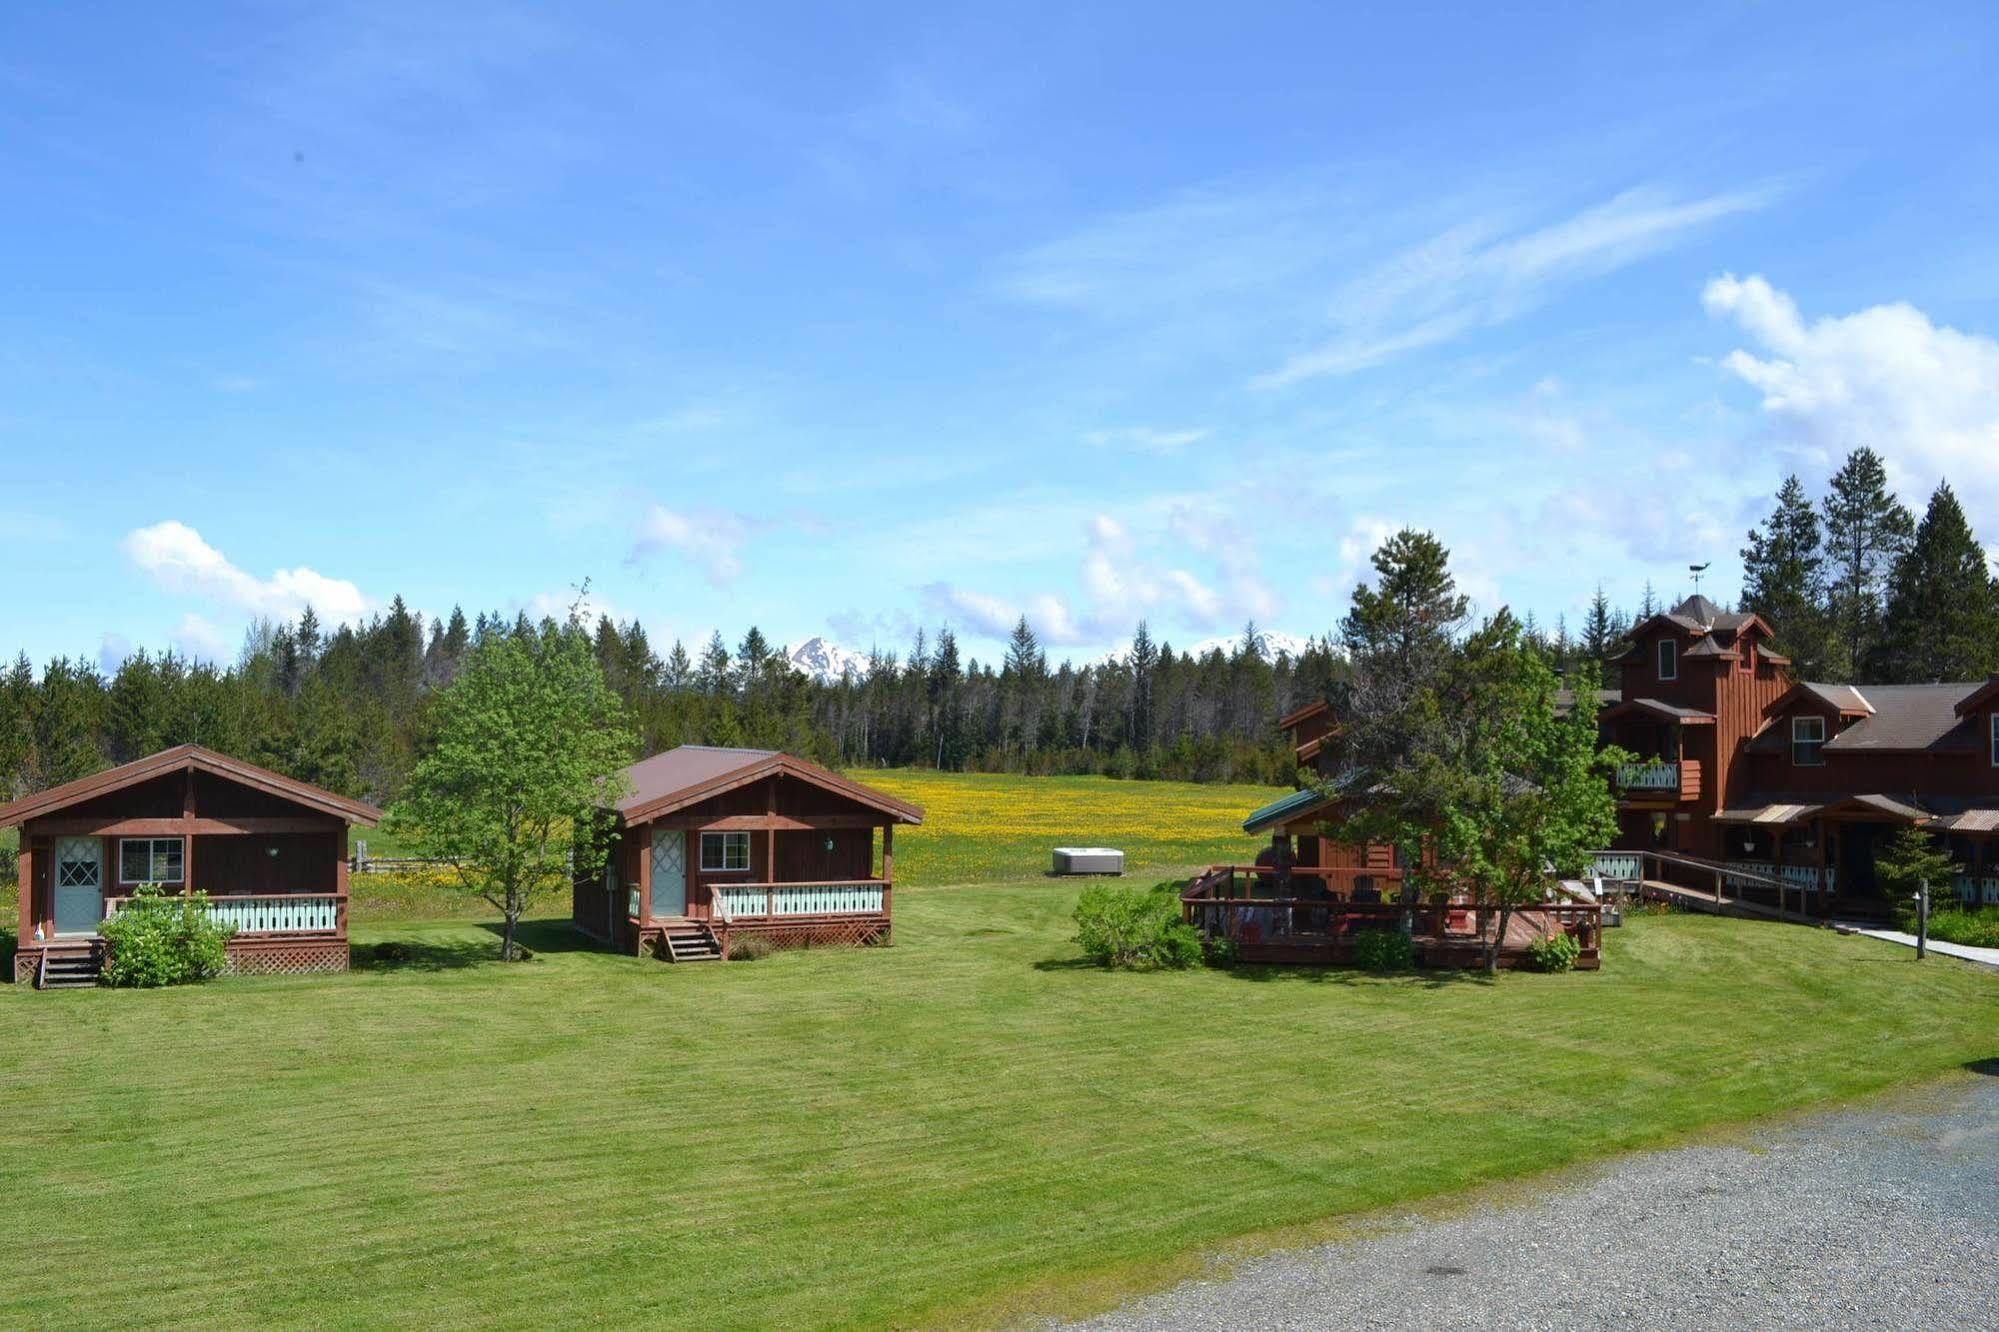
[
  {"x1": 36, "y1": 946, "x2": 103, "y2": 990},
  {"x1": 659, "y1": 922, "x2": 722, "y2": 963}
]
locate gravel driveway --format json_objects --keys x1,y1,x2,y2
[{"x1": 1074, "y1": 1069, "x2": 1999, "y2": 1331}]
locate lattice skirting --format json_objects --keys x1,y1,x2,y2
[
  {"x1": 224, "y1": 937, "x2": 350, "y2": 976},
  {"x1": 12, "y1": 951, "x2": 38, "y2": 985},
  {"x1": 723, "y1": 916, "x2": 891, "y2": 955}
]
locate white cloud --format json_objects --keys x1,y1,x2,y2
[
  {"x1": 121, "y1": 521, "x2": 370, "y2": 624},
  {"x1": 170, "y1": 614, "x2": 229, "y2": 664},
  {"x1": 1703, "y1": 274, "x2": 1999, "y2": 513},
  {"x1": 1080, "y1": 426, "x2": 1211, "y2": 454},
  {"x1": 628, "y1": 505, "x2": 747, "y2": 586},
  {"x1": 1255, "y1": 185, "x2": 1776, "y2": 389}
]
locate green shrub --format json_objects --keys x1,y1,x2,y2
[
  {"x1": 1525, "y1": 930, "x2": 1582, "y2": 973},
  {"x1": 98, "y1": 886, "x2": 235, "y2": 988},
  {"x1": 1201, "y1": 934, "x2": 1238, "y2": 968},
  {"x1": 1921, "y1": 907, "x2": 1999, "y2": 950},
  {"x1": 728, "y1": 933, "x2": 775, "y2": 962},
  {"x1": 1351, "y1": 928, "x2": 1414, "y2": 972},
  {"x1": 1073, "y1": 881, "x2": 1198, "y2": 970}
]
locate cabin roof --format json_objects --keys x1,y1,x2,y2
[
  {"x1": 0, "y1": 744, "x2": 381, "y2": 829},
  {"x1": 1748, "y1": 681, "x2": 1988, "y2": 754},
  {"x1": 1277, "y1": 699, "x2": 1330, "y2": 731},
  {"x1": 1602, "y1": 698, "x2": 1715, "y2": 724},
  {"x1": 1242, "y1": 785, "x2": 1339, "y2": 834},
  {"x1": 1715, "y1": 791, "x2": 1935, "y2": 825},
  {"x1": 614, "y1": 745, "x2": 924, "y2": 825}
]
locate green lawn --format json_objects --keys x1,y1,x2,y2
[{"x1": 3, "y1": 879, "x2": 1997, "y2": 1328}]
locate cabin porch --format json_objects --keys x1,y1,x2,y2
[{"x1": 1180, "y1": 865, "x2": 1603, "y2": 970}]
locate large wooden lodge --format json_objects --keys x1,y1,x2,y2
[
  {"x1": 3, "y1": 745, "x2": 378, "y2": 986},
  {"x1": 572, "y1": 746, "x2": 923, "y2": 962},
  {"x1": 1253, "y1": 593, "x2": 1999, "y2": 922}
]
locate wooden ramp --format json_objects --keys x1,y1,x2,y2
[{"x1": 1636, "y1": 878, "x2": 1820, "y2": 926}]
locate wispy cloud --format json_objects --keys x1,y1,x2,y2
[
  {"x1": 121, "y1": 520, "x2": 371, "y2": 624},
  {"x1": 1081, "y1": 425, "x2": 1211, "y2": 454},
  {"x1": 1254, "y1": 185, "x2": 1778, "y2": 389},
  {"x1": 627, "y1": 505, "x2": 749, "y2": 586}
]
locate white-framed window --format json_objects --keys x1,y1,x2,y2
[
  {"x1": 1656, "y1": 638, "x2": 1677, "y2": 681},
  {"x1": 1791, "y1": 715, "x2": 1826, "y2": 767},
  {"x1": 118, "y1": 837, "x2": 185, "y2": 884},
  {"x1": 700, "y1": 831, "x2": 752, "y2": 873}
]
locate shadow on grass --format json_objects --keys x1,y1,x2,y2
[
  {"x1": 350, "y1": 937, "x2": 498, "y2": 973},
  {"x1": 1965, "y1": 1058, "x2": 1999, "y2": 1078},
  {"x1": 479, "y1": 919, "x2": 602, "y2": 955},
  {"x1": 1218, "y1": 962, "x2": 1497, "y2": 990},
  {"x1": 0, "y1": 927, "x2": 13, "y2": 981}
]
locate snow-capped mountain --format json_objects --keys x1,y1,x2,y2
[
  {"x1": 786, "y1": 636, "x2": 873, "y2": 681},
  {"x1": 1079, "y1": 630, "x2": 1319, "y2": 668}
]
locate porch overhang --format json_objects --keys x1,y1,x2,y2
[
  {"x1": 1713, "y1": 802, "x2": 1821, "y2": 826},
  {"x1": 1601, "y1": 698, "x2": 1716, "y2": 725}
]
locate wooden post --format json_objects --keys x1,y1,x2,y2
[
  {"x1": 765, "y1": 776, "x2": 777, "y2": 906},
  {"x1": 637, "y1": 824, "x2": 653, "y2": 926},
  {"x1": 336, "y1": 826, "x2": 351, "y2": 945},
  {"x1": 182, "y1": 765, "x2": 197, "y2": 898},
  {"x1": 16, "y1": 838, "x2": 31, "y2": 968},
  {"x1": 1916, "y1": 879, "x2": 1929, "y2": 960},
  {"x1": 881, "y1": 824, "x2": 894, "y2": 923}
]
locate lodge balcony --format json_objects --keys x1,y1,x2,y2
[
  {"x1": 1614, "y1": 758, "x2": 1701, "y2": 803},
  {"x1": 1180, "y1": 865, "x2": 1601, "y2": 970}
]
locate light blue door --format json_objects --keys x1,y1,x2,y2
[
  {"x1": 650, "y1": 828, "x2": 687, "y2": 919},
  {"x1": 53, "y1": 837, "x2": 103, "y2": 936}
]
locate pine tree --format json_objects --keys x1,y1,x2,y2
[
  {"x1": 1876, "y1": 481, "x2": 1999, "y2": 682},
  {"x1": 696, "y1": 633, "x2": 731, "y2": 695},
  {"x1": 1581, "y1": 584, "x2": 1620, "y2": 665},
  {"x1": 1822, "y1": 447, "x2": 1914, "y2": 679},
  {"x1": 1740, "y1": 474, "x2": 1834, "y2": 677},
  {"x1": 1339, "y1": 529, "x2": 1470, "y2": 775},
  {"x1": 1127, "y1": 621, "x2": 1160, "y2": 747}
]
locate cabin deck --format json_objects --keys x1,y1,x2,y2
[{"x1": 1182, "y1": 865, "x2": 1603, "y2": 970}]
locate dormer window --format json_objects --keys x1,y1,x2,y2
[
  {"x1": 1792, "y1": 715, "x2": 1826, "y2": 766},
  {"x1": 1656, "y1": 639, "x2": 1677, "y2": 681}
]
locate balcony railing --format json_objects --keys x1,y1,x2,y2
[
  {"x1": 713, "y1": 881, "x2": 888, "y2": 922},
  {"x1": 1616, "y1": 762, "x2": 1679, "y2": 791},
  {"x1": 1722, "y1": 862, "x2": 1833, "y2": 893},
  {"x1": 103, "y1": 893, "x2": 344, "y2": 935}
]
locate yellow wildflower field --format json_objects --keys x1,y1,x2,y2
[{"x1": 851, "y1": 768, "x2": 1289, "y2": 887}]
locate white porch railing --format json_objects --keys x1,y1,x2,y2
[
  {"x1": 1615, "y1": 763, "x2": 1679, "y2": 792},
  {"x1": 105, "y1": 894, "x2": 342, "y2": 934},
  {"x1": 1723, "y1": 862, "x2": 1831, "y2": 893},
  {"x1": 713, "y1": 882, "x2": 887, "y2": 921},
  {"x1": 1588, "y1": 852, "x2": 1643, "y2": 882},
  {"x1": 1951, "y1": 875, "x2": 1999, "y2": 904}
]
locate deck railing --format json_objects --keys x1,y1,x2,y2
[
  {"x1": 1616, "y1": 762, "x2": 1678, "y2": 791},
  {"x1": 713, "y1": 881, "x2": 889, "y2": 922},
  {"x1": 1181, "y1": 864, "x2": 1407, "y2": 904},
  {"x1": 1178, "y1": 885, "x2": 1600, "y2": 956},
  {"x1": 103, "y1": 893, "x2": 344, "y2": 935},
  {"x1": 1588, "y1": 852, "x2": 1643, "y2": 883}
]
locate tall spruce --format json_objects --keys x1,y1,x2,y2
[
  {"x1": 1739, "y1": 474, "x2": 1833, "y2": 677},
  {"x1": 1338, "y1": 528, "x2": 1470, "y2": 776},
  {"x1": 1875, "y1": 482, "x2": 1999, "y2": 682},
  {"x1": 1821, "y1": 447, "x2": 1914, "y2": 679}
]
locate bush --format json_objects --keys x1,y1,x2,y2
[
  {"x1": 1351, "y1": 928, "x2": 1414, "y2": 972},
  {"x1": 728, "y1": 933, "x2": 775, "y2": 962},
  {"x1": 99, "y1": 886, "x2": 235, "y2": 988},
  {"x1": 1919, "y1": 907, "x2": 1999, "y2": 950},
  {"x1": 1074, "y1": 881, "x2": 1199, "y2": 970},
  {"x1": 1201, "y1": 934, "x2": 1238, "y2": 968},
  {"x1": 1525, "y1": 930, "x2": 1583, "y2": 973}
]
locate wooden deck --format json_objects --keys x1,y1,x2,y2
[{"x1": 1181, "y1": 865, "x2": 1603, "y2": 970}]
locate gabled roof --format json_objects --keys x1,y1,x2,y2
[
  {"x1": 1751, "y1": 682, "x2": 1985, "y2": 754},
  {"x1": 1242, "y1": 786, "x2": 1337, "y2": 835},
  {"x1": 614, "y1": 745, "x2": 924, "y2": 825},
  {"x1": 1613, "y1": 598, "x2": 1774, "y2": 662},
  {"x1": 1716, "y1": 792, "x2": 1940, "y2": 825},
  {"x1": 1952, "y1": 675, "x2": 1999, "y2": 718},
  {"x1": 0, "y1": 744, "x2": 380, "y2": 829},
  {"x1": 1277, "y1": 699, "x2": 1331, "y2": 731},
  {"x1": 1602, "y1": 698, "x2": 1716, "y2": 724}
]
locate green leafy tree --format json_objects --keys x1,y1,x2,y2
[
  {"x1": 1875, "y1": 482, "x2": 1998, "y2": 683},
  {"x1": 1822, "y1": 447, "x2": 1914, "y2": 678},
  {"x1": 1740, "y1": 474, "x2": 1834, "y2": 677},
  {"x1": 1327, "y1": 614, "x2": 1623, "y2": 974},
  {"x1": 386, "y1": 623, "x2": 636, "y2": 960}
]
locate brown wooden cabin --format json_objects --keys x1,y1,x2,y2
[
  {"x1": 3, "y1": 745, "x2": 379, "y2": 987},
  {"x1": 572, "y1": 746, "x2": 923, "y2": 962},
  {"x1": 1182, "y1": 781, "x2": 1601, "y2": 970}
]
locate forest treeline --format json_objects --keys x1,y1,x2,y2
[{"x1": 3, "y1": 446, "x2": 1993, "y2": 807}]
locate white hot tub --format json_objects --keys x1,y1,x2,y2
[{"x1": 1052, "y1": 847, "x2": 1125, "y2": 876}]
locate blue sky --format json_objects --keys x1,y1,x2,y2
[{"x1": 6, "y1": 2, "x2": 1999, "y2": 671}]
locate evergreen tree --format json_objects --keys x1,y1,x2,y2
[
  {"x1": 1876, "y1": 481, "x2": 1999, "y2": 682},
  {"x1": 1822, "y1": 447, "x2": 1914, "y2": 678},
  {"x1": 1580, "y1": 584, "x2": 1623, "y2": 665},
  {"x1": 696, "y1": 632, "x2": 731, "y2": 695},
  {"x1": 1126, "y1": 621, "x2": 1159, "y2": 748},
  {"x1": 1739, "y1": 474, "x2": 1834, "y2": 677},
  {"x1": 1338, "y1": 529, "x2": 1469, "y2": 777}
]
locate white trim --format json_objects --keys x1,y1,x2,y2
[
  {"x1": 699, "y1": 830, "x2": 752, "y2": 873},
  {"x1": 1656, "y1": 638, "x2": 1677, "y2": 681},
  {"x1": 117, "y1": 835, "x2": 185, "y2": 885},
  {"x1": 1791, "y1": 715, "x2": 1826, "y2": 767}
]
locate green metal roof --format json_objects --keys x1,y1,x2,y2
[{"x1": 1242, "y1": 786, "x2": 1334, "y2": 834}]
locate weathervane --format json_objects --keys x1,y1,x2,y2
[{"x1": 1688, "y1": 562, "x2": 1710, "y2": 595}]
